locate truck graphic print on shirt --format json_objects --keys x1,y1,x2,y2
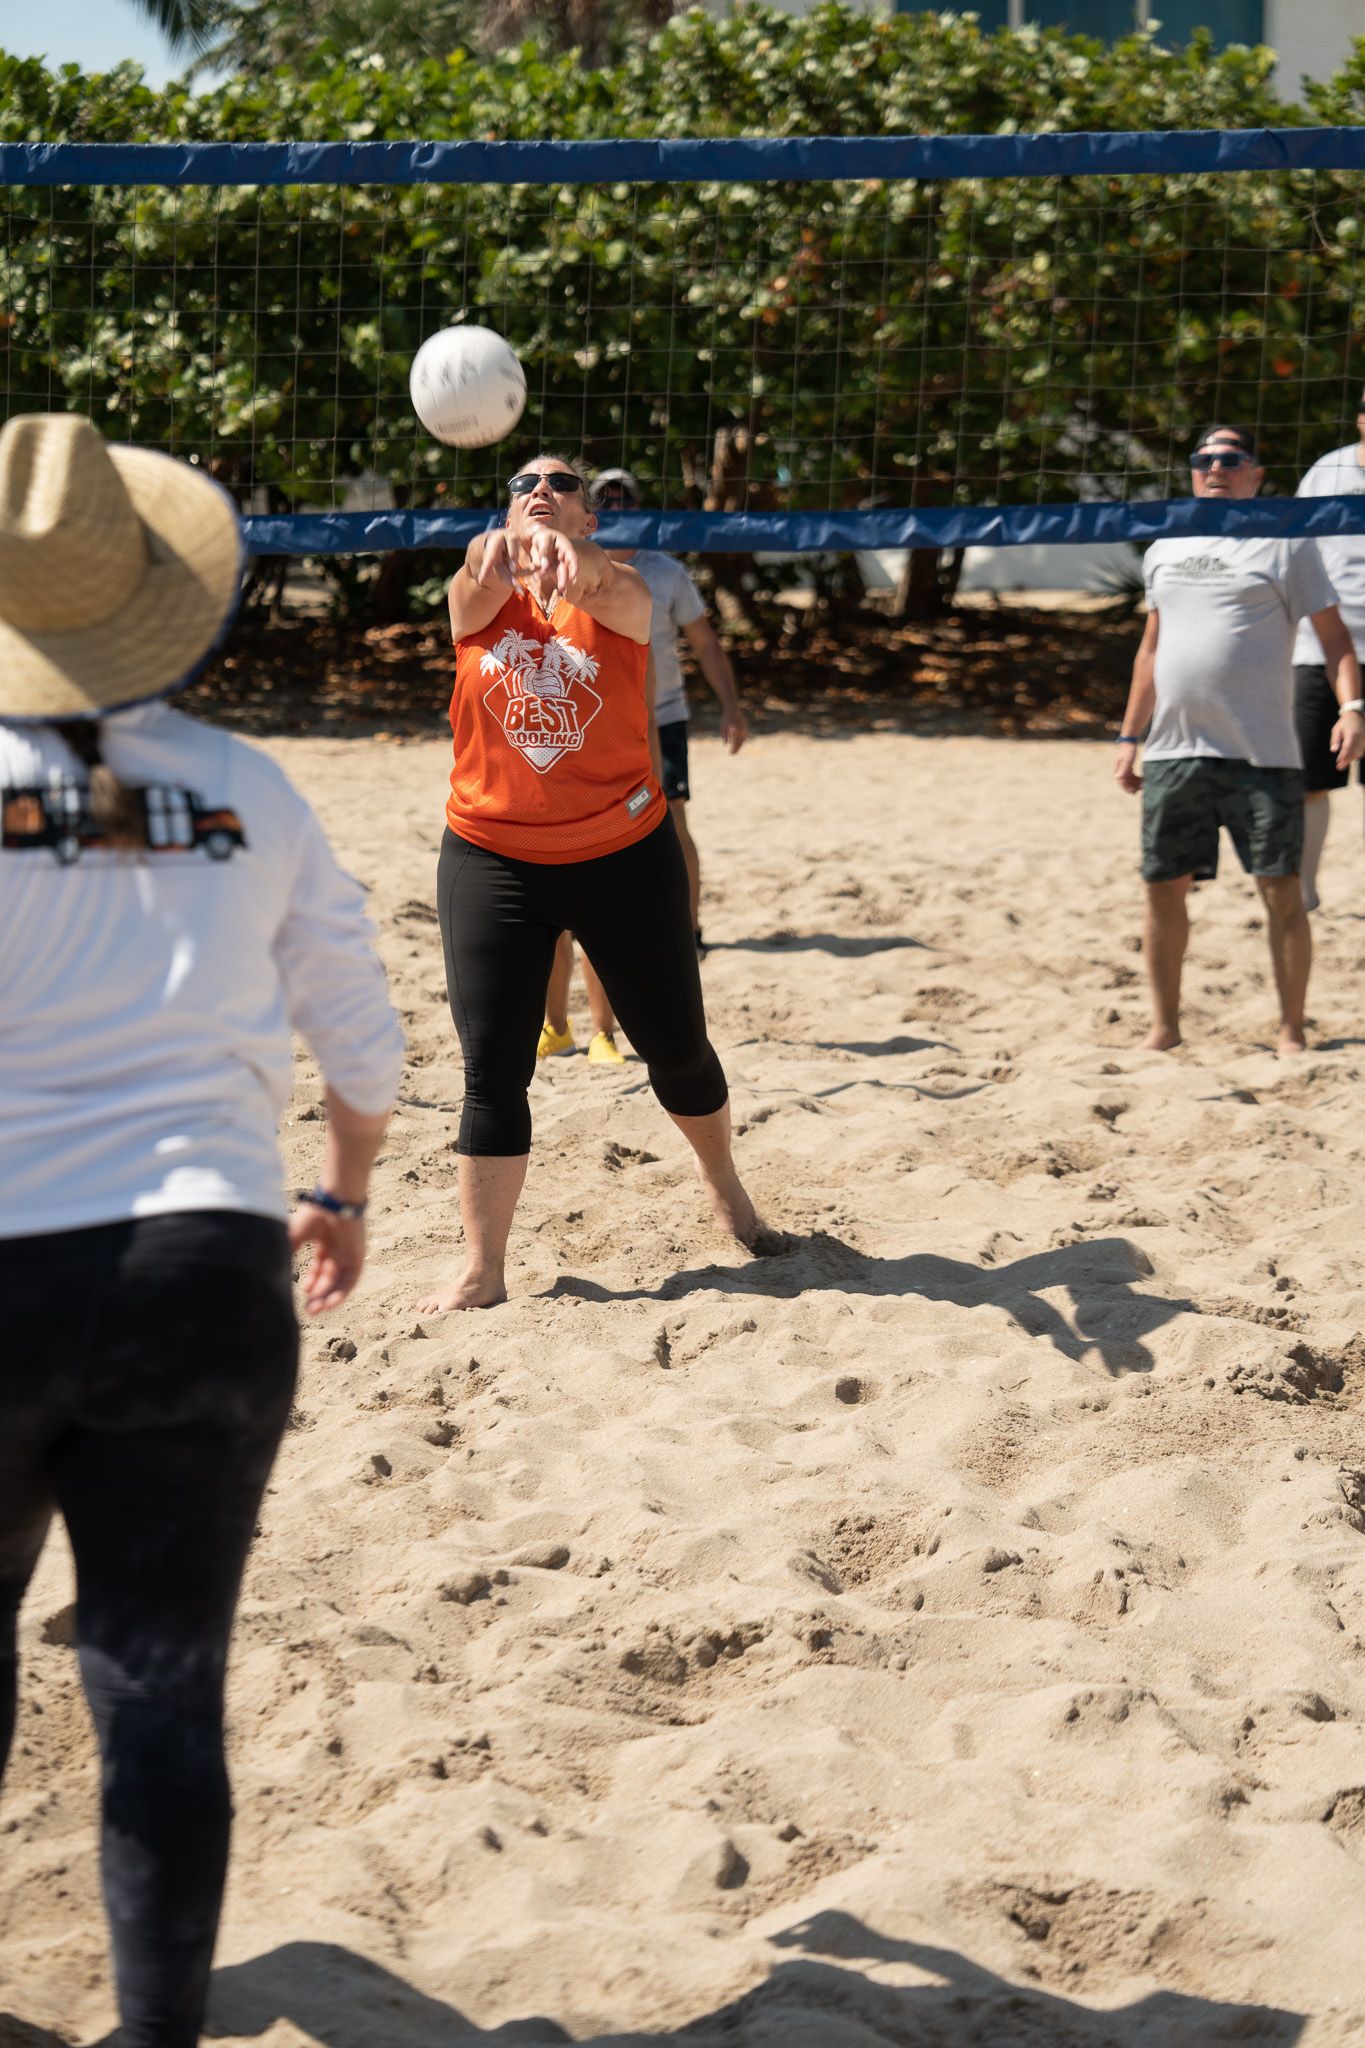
[
  {"x1": 1, "y1": 781, "x2": 247, "y2": 865},
  {"x1": 478, "y1": 626, "x2": 603, "y2": 775}
]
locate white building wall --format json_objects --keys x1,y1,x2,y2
[{"x1": 1265, "y1": 0, "x2": 1362, "y2": 91}]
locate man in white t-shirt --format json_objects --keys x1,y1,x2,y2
[
  {"x1": 1114, "y1": 425, "x2": 1364, "y2": 1055},
  {"x1": 1293, "y1": 393, "x2": 1365, "y2": 909},
  {"x1": 539, "y1": 468, "x2": 749, "y2": 1064}
]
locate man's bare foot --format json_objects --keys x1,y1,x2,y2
[
  {"x1": 416, "y1": 1267, "x2": 507, "y2": 1313},
  {"x1": 1141, "y1": 1027, "x2": 1182, "y2": 1052},
  {"x1": 1278, "y1": 1024, "x2": 1307, "y2": 1056}
]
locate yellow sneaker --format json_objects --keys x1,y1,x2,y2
[
  {"x1": 537, "y1": 1022, "x2": 575, "y2": 1059},
  {"x1": 587, "y1": 1030, "x2": 626, "y2": 1066}
]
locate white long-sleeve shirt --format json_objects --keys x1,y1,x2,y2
[{"x1": 1, "y1": 704, "x2": 405, "y2": 1237}]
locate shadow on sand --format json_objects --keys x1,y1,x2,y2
[
  {"x1": 812, "y1": 1035, "x2": 958, "y2": 1057},
  {"x1": 544, "y1": 1231, "x2": 1192, "y2": 1377},
  {"x1": 709, "y1": 931, "x2": 929, "y2": 957},
  {"x1": 46, "y1": 1908, "x2": 1304, "y2": 2046}
]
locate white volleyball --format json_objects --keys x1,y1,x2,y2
[{"x1": 409, "y1": 324, "x2": 527, "y2": 448}]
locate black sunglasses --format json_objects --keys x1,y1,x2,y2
[
  {"x1": 508, "y1": 471, "x2": 584, "y2": 497},
  {"x1": 595, "y1": 488, "x2": 639, "y2": 507},
  {"x1": 1191, "y1": 449, "x2": 1253, "y2": 472}
]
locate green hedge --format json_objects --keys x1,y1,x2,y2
[{"x1": 3, "y1": 7, "x2": 1365, "y2": 534}]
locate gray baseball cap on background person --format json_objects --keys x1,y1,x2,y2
[{"x1": 592, "y1": 468, "x2": 643, "y2": 503}]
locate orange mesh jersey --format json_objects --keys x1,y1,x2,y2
[{"x1": 447, "y1": 587, "x2": 665, "y2": 863}]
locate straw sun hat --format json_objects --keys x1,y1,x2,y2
[{"x1": 0, "y1": 412, "x2": 243, "y2": 720}]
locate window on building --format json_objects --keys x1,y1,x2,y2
[
  {"x1": 893, "y1": 0, "x2": 1265, "y2": 48},
  {"x1": 1146, "y1": 0, "x2": 1264, "y2": 46},
  {"x1": 895, "y1": 0, "x2": 1009, "y2": 20},
  {"x1": 1025, "y1": 0, "x2": 1142, "y2": 33}
]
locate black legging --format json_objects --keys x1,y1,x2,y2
[
  {"x1": 0, "y1": 1212, "x2": 298, "y2": 2048},
  {"x1": 437, "y1": 816, "x2": 727, "y2": 1155}
]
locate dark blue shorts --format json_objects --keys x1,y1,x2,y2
[{"x1": 657, "y1": 718, "x2": 691, "y2": 803}]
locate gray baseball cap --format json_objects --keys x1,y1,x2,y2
[{"x1": 592, "y1": 467, "x2": 643, "y2": 503}]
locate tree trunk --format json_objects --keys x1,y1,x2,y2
[
  {"x1": 892, "y1": 545, "x2": 966, "y2": 623},
  {"x1": 370, "y1": 552, "x2": 415, "y2": 626},
  {"x1": 940, "y1": 546, "x2": 967, "y2": 608}
]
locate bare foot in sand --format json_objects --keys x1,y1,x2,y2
[
  {"x1": 696, "y1": 1162, "x2": 787, "y2": 1256},
  {"x1": 1278, "y1": 1023, "x2": 1307, "y2": 1056},
  {"x1": 416, "y1": 1265, "x2": 508, "y2": 1313},
  {"x1": 1141, "y1": 1027, "x2": 1182, "y2": 1052}
]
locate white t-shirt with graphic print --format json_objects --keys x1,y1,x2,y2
[
  {"x1": 1142, "y1": 535, "x2": 1337, "y2": 767},
  {"x1": 1291, "y1": 442, "x2": 1365, "y2": 666}
]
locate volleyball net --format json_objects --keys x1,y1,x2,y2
[{"x1": 4, "y1": 129, "x2": 1365, "y2": 556}]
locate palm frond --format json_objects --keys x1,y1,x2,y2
[{"x1": 129, "y1": 0, "x2": 221, "y2": 54}]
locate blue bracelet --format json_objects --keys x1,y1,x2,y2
[
  {"x1": 1116, "y1": 734, "x2": 1142, "y2": 744},
  {"x1": 306, "y1": 1184, "x2": 366, "y2": 1219}
]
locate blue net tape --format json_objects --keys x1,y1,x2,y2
[
  {"x1": 5, "y1": 128, "x2": 1365, "y2": 187},
  {"x1": 243, "y1": 499, "x2": 1365, "y2": 557}
]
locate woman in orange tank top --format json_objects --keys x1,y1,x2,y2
[{"x1": 420, "y1": 454, "x2": 776, "y2": 1314}]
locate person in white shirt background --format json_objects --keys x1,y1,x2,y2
[
  {"x1": 1293, "y1": 390, "x2": 1365, "y2": 910},
  {"x1": 0, "y1": 414, "x2": 404, "y2": 2047},
  {"x1": 1114, "y1": 425, "x2": 1365, "y2": 1055},
  {"x1": 538, "y1": 467, "x2": 749, "y2": 1064}
]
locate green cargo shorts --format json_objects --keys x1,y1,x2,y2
[{"x1": 1141, "y1": 757, "x2": 1304, "y2": 884}]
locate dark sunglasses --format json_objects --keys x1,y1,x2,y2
[
  {"x1": 508, "y1": 471, "x2": 584, "y2": 497},
  {"x1": 1191, "y1": 449, "x2": 1253, "y2": 472},
  {"x1": 595, "y1": 488, "x2": 639, "y2": 508}
]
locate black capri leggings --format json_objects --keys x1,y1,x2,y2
[
  {"x1": 0, "y1": 1211, "x2": 298, "y2": 2048},
  {"x1": 437, "y1": 816, "x2": 728, "y2": 1155}
]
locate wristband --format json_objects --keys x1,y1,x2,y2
[
  {"x1": 1339, "y1": 699, "x2": 1365, "y2": 716},
  {"x1": 305, "y1": 1184, "x2": 366, "y2": 1220},
  {"x1": 1116, "y1": 734, "x2": 1142, "y2": 745}
]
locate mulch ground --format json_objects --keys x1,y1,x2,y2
[{"x1": 182, "y1": 599, "x2": 1140, "y2": 742}]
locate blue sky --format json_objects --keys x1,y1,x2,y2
[{"x1": 1, "y1": 1, "x2": 188, "y2": 86}]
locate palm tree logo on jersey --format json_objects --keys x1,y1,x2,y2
[{"x1": 479, "y1": 627, "x2": 604, "y2": 774}]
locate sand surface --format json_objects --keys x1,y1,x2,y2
[{"x1": 4, "y1": 726, "x2": 1365, "y2": 2047}]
